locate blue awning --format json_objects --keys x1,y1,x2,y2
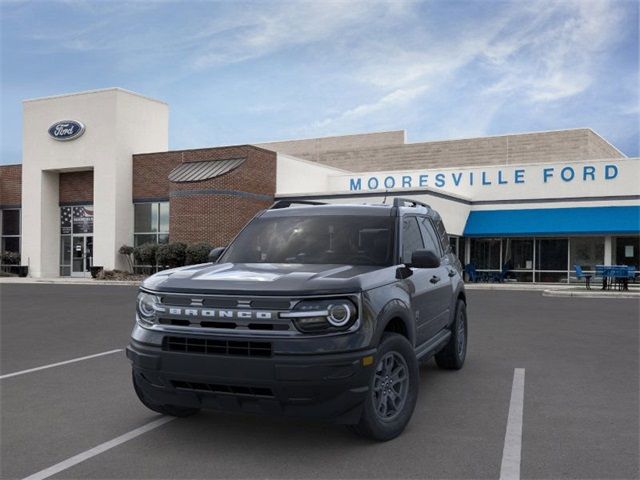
[{"x1": 463, "y1": 206, "x2": 640, "y2": 237}]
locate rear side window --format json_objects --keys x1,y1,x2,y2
[
  {"x1": 418, "y1": 217, "x2": 442, "y2": 256},
  {"x1": 401, "y1": 217, "x2": 424, "y2": 264},
  {"x1": 431, "y1": 215, "x2": 450, "y2": 254}
]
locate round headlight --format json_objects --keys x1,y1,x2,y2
[
  {"x1": 137, "y1": 292, "x2": 159, "y2": 324},
  {"x1": 327, "y1": 303, "x2": 352, "y2": 327}
]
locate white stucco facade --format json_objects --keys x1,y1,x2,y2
[{"x1": 21, "y1": 89, "x2": 168, "y2": 277}]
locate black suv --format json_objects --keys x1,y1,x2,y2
[{"x1": 127, "y1": 198, "x2": 467, "y2": 441}]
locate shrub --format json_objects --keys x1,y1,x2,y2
[
  {"x1": 133, "y1": 243, "x2": 158, "y2": 267},
  {"x1": 185, "y1": 242, "x2": 213, "y2": 265},
  {"x1": 118, "y1": 245, "x2": 134, "y2": 272},
  {"x1": 156, "y1": 242, "x2": 187, "y2": 269},
  {"x1": 1, "y1": 251, "x2": 20, "y2": 265}
]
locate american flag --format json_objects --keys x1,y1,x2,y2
[{"x1": 60, "y1": 207, "x2": 72, "y2": 234}]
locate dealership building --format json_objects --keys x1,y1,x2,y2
[{"x1": 0, "y1": 88, "x2": 638, "y2": 281}]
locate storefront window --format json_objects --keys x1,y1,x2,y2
[
  {"x1": 570, "y1": 237, "x2": 604, "y2": 271},
  {"x1": 503, "y1": 238, "x2": 533, "y2": 270},
  {"x1": 59, "y1": 206, "x2": 93, "y2": 276},
  {"x1": 1, "y1": 209, "x2": 21, "y2": 265},
  {"x1": 134, "y1": 203, "x2": 158, "y2": 233},
  {"x1": 534, "y1": 237, "x2": 568, "y2": 284},
  {"x1": 614, "y1": 236, "x2": 639, "y2": 267},
  {"x1": 134, "y1": 202, "x2": 169, "y2": 246},
  {"x1": 470, "y1": 238, "x2": 501, "y2": 270}
]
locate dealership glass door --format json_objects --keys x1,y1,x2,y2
[{"x1": 71, "y1": 236, "x2": 93, "y2": 277}]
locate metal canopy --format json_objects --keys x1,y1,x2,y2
[{"x1": 168, "y1": 158, "x2": 246, "y2": 183}]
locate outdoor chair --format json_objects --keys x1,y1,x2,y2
[
  {"x1": 491, "y1": 263, "x2": 510, "y2": 283},
  {"x1": 464, "y1": 263, "x2": 478, "y2": 283},
  {"x1": 574, "y1": 265, "x2": 592, "y2": 290}
]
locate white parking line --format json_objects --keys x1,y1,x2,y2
[
  {"x1": 500, "y1": 368, "x2": 525, "y2": 480},
  {"x1": 0, "y1": 349, "x2": 123, "y2": 380},
  {"x1": 22, "y1": 416, "x2": 175, "y2": 480}
]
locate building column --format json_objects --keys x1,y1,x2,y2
[
  {"x1": 464, "y1": 237, "x2": 471, "y2": 265},
  {"x1": 604, "y1": 236, "x2": 613, "y2": 265},
  {"x1": 21, "y1": 169, "x2": 60, "y2": 278}
]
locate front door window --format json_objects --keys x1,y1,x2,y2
[{"x1": 71, "y1": 236, "x2": 93, "y2": 276}]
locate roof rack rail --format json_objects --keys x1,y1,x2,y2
[
  {"x1": 392, "y1": 197, "x2": 431, "y2": 209},
  {"x1": 270, "y1": 200, "x2": 327, "y2": 209}
]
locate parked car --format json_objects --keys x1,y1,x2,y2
[{"x1": 127, "y1": 198, "x2": 468, "y2": 441}]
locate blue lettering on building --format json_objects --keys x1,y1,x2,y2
[
  {"x1": 384, "y1": 176, "x2": 395, "y2": 188},
  {"x1": 345, "y1": 162, "x2": 620, "y2": 191},
  {"x1": 349, "y1": 178, "x2": 362, "y2": 191},
  {"x1": 605, "y1": 164, "x2": 618, "y2": 180},
  {"x1": 583, "y1": 166, "x2": 595, "y2": 180},
  {"x1": 514, "y1": 169, "x2": 525, "y2": 183},
  {"x1": 561, "y1": 166, "x2": 575, "y2": 182}
]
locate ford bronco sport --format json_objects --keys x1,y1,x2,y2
[{"x1": 127, "y1": 198, "x2": 467, "y2": 441}]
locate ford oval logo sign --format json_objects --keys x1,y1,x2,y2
[{"x1": 48, "y1": 120, "x2": 85, "y2": 141}]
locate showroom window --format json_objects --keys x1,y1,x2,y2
[
  {"x1": 134, "y1": 202, "x2": 169, "y2": 246},
  {"x1": 535, "y1": 238, "x2": 568, "y2": 282},
  {"x1": 470, "y1": 238, "x2": 501, "y2": 270},
  {"x1": 570, "y1": 237, "x2": 604, "y2": 272},
  {"x1": 502, "y1": 238, "x2": 534, "y2": 282},
  {"x1": 1, "y1": 209, "x2": 21, "y2": 268},
  {"x1": 614, "y1": 236, "x2": 639, "y2": 267}
]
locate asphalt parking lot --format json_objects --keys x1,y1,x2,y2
[{"x1": 1, "y1": 284, "x2": 638, "y2": 480}]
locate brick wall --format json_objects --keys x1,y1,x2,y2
[
  {"x1": 59, "y1": 171, "x2": 94, "y2": 204},
  {"x1": 0, "y1": 164, "x2": 22, "y2": 207},
  {"x1": 255, "y1": 130, "x2": 405, "y2": 162},
  {"x1": 133, "y1": 145, "x2": 276, "y2": 245},
  {"x1": 260, "y1": 128, "x2": 625, "y2": 172}
]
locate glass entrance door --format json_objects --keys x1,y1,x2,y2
[{"x1": 71, "y1": 236, "x2": 93, "y2": 277}]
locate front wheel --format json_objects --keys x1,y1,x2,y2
[
  {"x1": 350, "y1": 333, "x2": 419, "y2": 441},
  {"x1": 435, "y1": 299, "x2": 467, "y2": 370},
  {"x1": 132, "y1": 371, "x2": 200, "y2": 417}
]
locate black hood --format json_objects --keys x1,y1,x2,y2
[{"x1": 142, "y1": 262, "x2": 396, "y2": 296}]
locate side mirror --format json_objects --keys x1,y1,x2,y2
[
  {"x1": 409, "y1": 249, "x2": 440, "y2": 269},
  {"x1": 208, "y1": 247, "x2": 226, "y2": 263}
]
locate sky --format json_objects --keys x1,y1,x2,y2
[{"x1": 1, "y1": 0, "x2": 638, "y2": 165}]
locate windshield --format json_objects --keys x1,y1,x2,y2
[{"x1": 220, "y1": 215, "x2": 396, "y2": 266}]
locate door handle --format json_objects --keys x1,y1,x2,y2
[
  {"x1": 430, "y1": 275, "x2": 441, "y2": 284},
  {"x1": 448, "y1": 269, "x2": 457, "y2": 277}
]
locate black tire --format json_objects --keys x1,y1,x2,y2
[
  {"x1": 350, "y1": 333, "x2": 419, "y2": 441},
  {"x1": 435, "y1": 299, "x2": 467, "y2": 370},
  {"x1": 132, "y1": 371, "x2": 200, "y2": 418}
]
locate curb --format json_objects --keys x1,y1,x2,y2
[
  {"x1": 0, "y1": 278, "x2": 141, "y2": 286},
  {"x1": 542, "y1": 289, "x2": 640, "y2": 299}
]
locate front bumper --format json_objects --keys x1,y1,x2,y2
[{"x1": 127, "y1": 338, "x2": 376, "y2": 424}]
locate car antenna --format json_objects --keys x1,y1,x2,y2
[{"x1": 382, "y1": 189, "x2": 389, "y2": 204}]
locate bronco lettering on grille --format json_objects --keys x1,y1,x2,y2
[{"x1": 159, "y1": 307, "x2": 273, "y2": 320}]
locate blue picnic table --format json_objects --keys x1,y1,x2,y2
[{"x1": 595, "y1": 265, "x2": 636, "y2": 291}]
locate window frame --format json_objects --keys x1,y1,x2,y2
[
  {"x1": 133, "y1": 201, "x2": 170, "y2": 247},
  {"x1": 400, "y1": 215, "x2": 426, "y2": 265},
  {"x1": 1, "y1": 209, "x2": 21, "y2": 262}
]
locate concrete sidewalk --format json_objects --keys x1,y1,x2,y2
[
  {"x1": 1, "y1": 275, "x2": 639, "y2": 298},
  {"x1": 0, "y1": 276, "x2": 141, "y2": 287}
]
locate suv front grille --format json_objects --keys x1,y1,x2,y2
[
  {"x1": 171, "y1": 380, "x2": 274, "y2": 398},
  {"x1": 163, "y1": 336, "x2": 272, "y2": 357}
]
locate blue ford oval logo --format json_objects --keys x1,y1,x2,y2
[{"x1": 48, "y1": 120, "x2": 85, "y2": 141}]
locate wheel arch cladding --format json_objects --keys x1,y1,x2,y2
[{"x1": 375, "y1": 299, "x2": 415, "y2": 346}]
